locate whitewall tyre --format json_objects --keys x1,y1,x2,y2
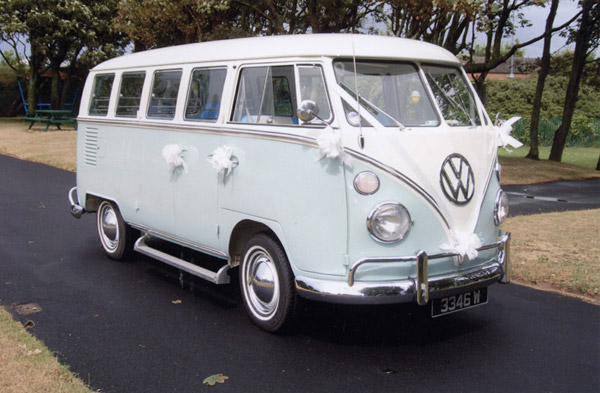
[
  {"x1": 96, "y1": 200, "x2": 135, "y2": 261},
  {"x1": 239, "y1": 233, "x2": 296, "y2": 332}
]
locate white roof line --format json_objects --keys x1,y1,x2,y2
[{"x1": 92, "y1": 34, "x2": 460, "y2": 72}]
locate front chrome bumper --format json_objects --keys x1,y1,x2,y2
[{"x1": 295, "y1": 233, "x2": 511, "y2": 305}]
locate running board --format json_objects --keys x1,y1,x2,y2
[{"x1": 134, "y1": 235, "x2": 230, "y2": 284}]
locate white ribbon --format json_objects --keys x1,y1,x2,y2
[
  {"x1": 496, "y1": 116, "x2": 523, "y2": 150},
  {"x1": 315, "y1": 129, "x2": 352, "y2": 166},
  {"x1": 440, "y1": 230, "x2": 483, "y2": 265},
  {"x1": 208, "y1": 145, "x2": 234, "y2": 176},
  {"x1": 161, "y1": 144, "x2": 188, "y2": 174}
]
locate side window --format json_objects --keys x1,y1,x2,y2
[
  {"x1": 89, "y1": 74, "x2": 114, "y2": 116},
  {"x1": 116, "y1": 71, "x2": 146, "y2": 117},
  {"x1": 185, "y1": 68, "x2": 227, "y2": 121},
  {"x1": 298, "y1": 65, "x2": 332, "y2": 121},
  {"x1": 148, "y1": 69, "x2": 182, "y2": 119},
  {"x1": 232, "y1": 65, "x2": 298, "y2": 125}
]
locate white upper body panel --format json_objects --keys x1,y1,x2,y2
[{"x1": 92, "y1": 34, "x2": 460, "y2": 72}]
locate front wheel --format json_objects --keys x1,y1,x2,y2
[
  {"x1": 239, "y1": 233, "x2": 296, "y2": 332},
  {"x1": 96, "y1": 200, "x2": 135, "y2": 261}
]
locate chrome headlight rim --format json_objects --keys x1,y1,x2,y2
[
  {"x1": 366, "y1": 201, "x2": 412, "y2": 244},
  {"x1": 353, "y1": 171, "x2": 380, "y2": 195},
  {"x1": 495, "y1": 160, "x2": 502, "y2": 182},
  {"x1": 494, "y1": 189, "x2": 509, "y2": 226}
]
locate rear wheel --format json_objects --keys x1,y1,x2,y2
[
  {"x1": 239, "y1": 233, "x2": 296, "y2": 332},
  {"x1": 96, "y1": 200, "x2": 135, "y2": 261}
]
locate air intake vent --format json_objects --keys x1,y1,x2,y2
[{"x1": 84, "y1": 128, "x2": 99, "y2": 166}]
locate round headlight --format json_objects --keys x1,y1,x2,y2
[
  {"x1": 367, "y1": 202, "x2": 412, "y2": 243},
  {"x1": 354, "y1": 171, "x2": 380, "y2": 195},
  {"x1": 494, "y1": 189, "x2": 509, "y2": 225}
]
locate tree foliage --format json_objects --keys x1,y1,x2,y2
[{"x1": 0, "y1": 0, "x2": 127, "y2": 111}]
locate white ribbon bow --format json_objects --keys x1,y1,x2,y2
[
  {"x1": 315, "y1": 129, "x2": 352, "y2": 166},
  {"x1": 440, "y1": 231, "x2": 483, "y2": 266},
  {"x1": 208, "y1": 145, "x2": 234, "y2": 176},
  {"x1": 161, "y1": 144, "x2": 188, "y2": 174},
  {"x1": 496, "y1": 116, "x2": 523, "y2": 150}
]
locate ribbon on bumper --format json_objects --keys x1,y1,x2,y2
[
  {"x1": 161, "y1": 144, "x2": 188, "y2": 174},
  {"x1": 440, "y1": 230, "x2": 483, "y2": 266}
]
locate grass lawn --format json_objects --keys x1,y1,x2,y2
[
  {"x1": 498, "y1": 146, "x2": 600, "y2": 185},
  {"x1": 0, "y1": 306, "x2": 93, "y2": 393},
  {"x1": 0, "y1": 120, "x2": 598, "y2": 391}
]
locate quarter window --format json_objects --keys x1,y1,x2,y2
[
  {"x1": 89, "y1": 74, "x2": 114, "y2": 116},
  {"x1": 185, "y1": 68, "x2": 227, "y2": 121},
  {"x1": 116, "y1": 71, "x2": 146, "y2": 117},
  {"x1": 298, "y1": 65, "x2": 332, "y2": 121},
  {"x1": 148, "y1": 69, "x2": 182, "y2": 119}
]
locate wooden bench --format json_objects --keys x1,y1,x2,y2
[{"x1": 24, "y1": 110, "x2": 77, "y2": 132}]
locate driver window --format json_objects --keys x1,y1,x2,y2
[{"x1": 232, "y1": 65, "x2": 298, "y2": 125}]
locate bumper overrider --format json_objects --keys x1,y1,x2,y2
[
  {"x1": 69, "y1": 187, "x2": 84, "y2": 218},
  {"x1": 295, "y1": 233, "x2": 511, "y2": 305}
]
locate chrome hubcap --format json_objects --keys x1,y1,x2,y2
[
  {"x1": 243, "y1": 247, "x2": 279, "y2": 319},
  {"x1": 99, "y1": 203, "x2": 119, "y2": 251}
]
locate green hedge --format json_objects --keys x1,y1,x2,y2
[{"x1": 510, "y1": 117, "x2": 600, "y2": 147}]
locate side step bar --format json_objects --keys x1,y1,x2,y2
[{"x1": 134, "y1": 235, "x2": 230, "y2": 284}]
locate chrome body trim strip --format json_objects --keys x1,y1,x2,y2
[
  {"x1": 345, "y1": 148, "x2": 450, "y2": 229},
  {"x1": 295, "y1": 233, "x2": 510, "y2": 305},
  {"x1": 76, "y1": 118, "x2": 454, "y2": 229}
]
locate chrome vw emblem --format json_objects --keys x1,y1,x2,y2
[{"x1": 440, "y1": 153, "x2": 475, "y2": 205}]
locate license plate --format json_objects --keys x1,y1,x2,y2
[{"x1": 431, "y1": 287, "x2": 488, "y2": 317}]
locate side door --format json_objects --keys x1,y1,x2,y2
[{"x1": 172, "y1": 67, "x2": 228, "y2": 253}]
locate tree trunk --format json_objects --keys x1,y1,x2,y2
[
  {"x1": 50, "y1": 61, "x2": 61, "y2": 110},
  {"x1": 527, "y1": 0, "x2": 559, "y2": 161},
  {"x1": 596, "y1": 151, "x2": 600, "y2": 170},
  {"x1": 26, "y1": 44, "x2": 41, "y2": 116},
  {"x1": 549, "y1": 0, "x2": 593, "y2": 162}
]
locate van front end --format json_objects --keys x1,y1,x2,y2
[{"x1": 295, "y1": 154, "x2": 511, "y2": 313}]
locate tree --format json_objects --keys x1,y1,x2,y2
[
  {"x1": 526, "y1": 0, "x2": 558, "y2": 161},
  {"x1": 383, "y1": 0, "x2": 477, "y2": 54},
  {"x1": 550, "y1": 0, "x2": 600, "y2": 162},
  {"x1": 1, "y1": 0, "x2": 126, "y2": 112}
]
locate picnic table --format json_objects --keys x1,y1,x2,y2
[{"x1": 24, "y1": 109, "x2": 76, "y2": 132}]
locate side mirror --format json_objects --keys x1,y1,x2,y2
[{"x1": 297, "y1": 100, "x2": 320, "y2": 122}]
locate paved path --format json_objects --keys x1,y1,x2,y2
[
  {"x1": 1, "y1": 155, "x2": 598, "y2": 392},
  {"x1": 505, "y1": 178, "x2": 600, "y2": 216}
]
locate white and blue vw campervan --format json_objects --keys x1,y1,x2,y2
[{"x1": 69, "y1": 34, "x2": 517, "y2": 332}]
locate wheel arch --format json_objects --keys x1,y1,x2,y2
[{"x1": 228, "y1": 219, "x2": 284, "y2": 268}]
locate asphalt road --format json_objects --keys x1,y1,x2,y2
[
  {"x1": 505, "y1": 178, "x2": 600, "y2": 216},
  {"x1": 1, "y1": 154, "x2": 599, "y2": 393}
]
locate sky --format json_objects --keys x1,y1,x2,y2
[{"x1": 515, "y1": 0, "x2": 580, "y2": 58}]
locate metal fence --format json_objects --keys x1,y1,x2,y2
[{"x1": 511, "y1": 117, "x2": 600, "y2": 147}]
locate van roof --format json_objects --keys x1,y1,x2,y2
[{"x1": 92, "y1": 34, "x2": 460, "y2": 71}]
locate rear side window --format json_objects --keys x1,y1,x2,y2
[
  {"x1": 148, "y1": 69, "x2": 182, "y2": 119},
  {"x1": 89, "y1": 74, "x2": 114, "y2": 116},
  {"x1": 185, "y1": 68, "x2": 227, "y2": 121},
  {"x1": 116, "y1": 71, "x2": 146, "y2": 117}
]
